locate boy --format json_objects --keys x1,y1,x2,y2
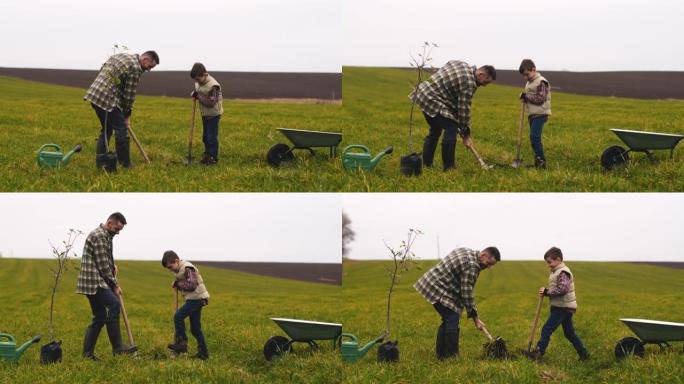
[
  {"x1": 525, "y1": 247, "x2": 589, "y2": 361},
  {"x1": 190, "y1": 63, "x2": 224, "y2": 165},
  {"x1": 518, "y1": 59, "x2": 551, "y2": 169},
  {"x1": 162, "y1": 250, "x2": 210, "y2": 360}
]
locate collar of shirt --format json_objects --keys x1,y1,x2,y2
[{"x1": 98, "y1": 224, "x2": 113, "y2": 239}]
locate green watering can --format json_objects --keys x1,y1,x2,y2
[
  {"x1": 37, "y1": 143, "x2": 82, "y2": 168},
  {"x1": 0, "y1": 333, "x2": 41, "y2": 363},
  {"x1": 340, "y1": 333, "x2": 384, "y2": 363},
  {"x1": 342, "y1": 145, "x2": 393, "y2": 172}
]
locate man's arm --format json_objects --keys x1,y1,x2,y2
[
  {"x1": 459, "y1": 264, "x2": 479, "y2": 319},
  {"x1": 120, "y1": 63, "x2": 141, "y2": 117},
  {"x1": 91, "y1": 235, "x2": 118, "y2": 290}
]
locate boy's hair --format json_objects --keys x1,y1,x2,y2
[
  {"x1": 480, "y1": 65, "x2": 497, "y2": 80},
  {"x1": 108, "y1": 212, "x2": 127, "y2": 225},
  {"x1": 544, "y1": 247, "x2": 563, "y2": 261},
  {"x1": 190, "y1": 62, "x2": 207, "y2": 79},
  {"x1": 519, "y1": 59, "x2": 536, "y2": 74},
  {"x1": 142, "y1": 50, "x2": 160, "y2": 64},
  {"x1": 161, "y1": 250, "x2": 180, "y2": 267},
  {"x1": 483, "y1": 246, "x2": 501, "y2": 261}
]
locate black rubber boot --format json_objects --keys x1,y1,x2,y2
[
  {"x1": 82, "y1": 325, "x2": 102, "y2": 360},
  {"x1": 422, "y1": 137, "x2": 439, "y2": 167},
  {"x1": 106, "y1": 321, "x2": 137, "y2": 355},
  {"x1": 441, "y1": 142, "x2": 456, "y2": 171},
  {"x1": 535, "y1": 156, "x2": 546, "y2": 169},
  {"x1": 443, "y1": 329, "x2": 459, "y2": 359},
  {"x1": 168, "y1": 336, "x2": 189, "y2": 353},
  {"x1": 115, "y1": 138, "x2": 134, "y2": 169}
]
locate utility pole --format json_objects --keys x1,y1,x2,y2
[{"x1": 436, "y1": 236, "x2": 440, "y2": 260}]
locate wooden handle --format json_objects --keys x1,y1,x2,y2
[
  {"x1": 515, "y1": 99, "x2": 525, "y2": 160},
  {"x1": 527, "y1": 295, "x2": 544, "y2": 351},
  {"x1": 127, "y1": 125, "x2": 151, "y2": 164},
  {"x1": 188, "y1": 99, "x2": 197, "y2": 159},
  {"x1": 175, "y1": 289, "x2": 179, "y2": 312},
  {"x1": 119, "y1": 293, "x2": 135, "y2": 346},
  {"x1": 482, "y1": 327, "x2": 494, "y2": 342}
]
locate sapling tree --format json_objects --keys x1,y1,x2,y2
[
  {"x1": 383, "y1": 228, "x2": 422, "y2": 339},
  {"x1": 47, "y1": 229, "x2": 82, "y2": 341},
  {"x1": 407, "y1": 42, "x2": 438, "y2": 152}
]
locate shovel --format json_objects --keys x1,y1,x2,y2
[
  {"x1": 119, "y1": 292, "x2": 138, "y2": 355},
  {"x1": 184, "y1": 98, "x2": 197, "y2": 164},
  {"x1": 527, "y1": 295, "x2": 544, "y2": 352},
  {"x1": 481, "y1": 326, "x2": 508, "y2": 358},
  {"x1": 464, "y1": 139, "x2": 493, "y2": 169},
  {"x1": 511, "y1": 99, "x2": 525, "y2": 168},
  {"x1": 127, "y1": 123, "x2": 151, "y2": 164}
]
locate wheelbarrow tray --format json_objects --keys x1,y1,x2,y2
[
  {"x1": 270, "y1": 318, "x2": 342, "y2": 342},
  {"x1": 278, "y1": 128, "x2": 342, "y2": 149},
  {"x1": 611, "y1": 129, "x2": 684, "y2": 152},
  {"x1": 620, "y1": 318, "x2": 684, "y2": 343}
]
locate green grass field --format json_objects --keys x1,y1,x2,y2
[
  {"x1": 2, "y1": 68, "x2": 683, "y2": 191},
  {"x1": 340, "y1": 260, "x2": 684, "y2": 384},
  {"x1": 0, "y1": 259, "x2": 342, "y2": 384}
]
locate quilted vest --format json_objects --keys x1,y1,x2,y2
[
  {"x1": 525, "y1": 73, "x2": 551, "y2": 116},
  {"x1": 195, "y1": 74, "x2": 224, "y2": 117},
  {"x1": 548, "y1": 262, "x2": 577, "y2": 309}
]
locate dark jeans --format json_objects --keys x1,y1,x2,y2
[
  {"x1": 433, "y1": 302, "x2": 460, "y2": 332},
  {"x1": 174, "y1": 299, "x2": 207, "y2": 351},
  {"x1": 202, "y1": 115, "x2": 220, "y2": 159},
  {"x1": 92, "y1": 104, "x2": 128, "y2": 153},
  {"x1": 86, "y1": 287, "x2": 121, "y2": 328},
  {"x1": 423, "y1": 112, "x2": 459, "y2": 145},
  {"x1": 537, "y1": 307, "x2": 587, "y2": 356},
  {"x1": 529, "y1": 115, "x2": 548, "y2": 160}
]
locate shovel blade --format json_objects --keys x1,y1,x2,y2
[{"x1": 511, "y1": 159, "x2": 523, "y2": 168}]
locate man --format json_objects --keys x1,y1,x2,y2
[
  {"x1": 84, "y1": 50, "x2": 159, "y2": 168},
  {"x1": 410, "y1": 61, "x2": 496, "y2": 170},
  {"x1": 76, "y1": 212, "x2": 137, "y2": 360},
  {"x1": 414, "y1": 246, "x2": 500, "y2": 359}
]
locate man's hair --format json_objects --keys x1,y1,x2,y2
[
  {"x1": 142, "y1": 50, "x2": 160, "y2": 64},
  {"x1": 519, "y1": 59, "x2": 536, "y2": 74},
  {"x1": 190, "y1": 62, "x2": 207, "y2": 79},
  {"x1": 482, "y1": 246, "x2": 501, "y2": 261},
  {"x1": 480, "y1": 65, "x2": 497, "y2": 80},
  {"x1": 544, "y1": 246, "x2": 563, "y2": 261},
  {"x1": 108, "y1": 212, "x2": 127, "y2": 225},
  {"x1": 161, "y1": 250, "x2": 180, "y2": 267}
]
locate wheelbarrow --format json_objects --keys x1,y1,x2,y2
[
  {"x1": 614, "y1": 318, "x2": 684, "y2": 359},
  {"x1": 601, "y1": 128, "x2": 684, "y2": 170},
  {"x1": 266, "y1": 128, "x2": 342, "y2": 167},
  {"x1": 263, "y1": 318, "x2": 342, "y2": 361}
]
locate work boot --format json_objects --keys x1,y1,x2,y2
[
  {"x1": 534, "y1": 156, "x2": 546, "y2": 169},
  {"x1": 199, "y1": 152, "x2": 210, "y2": 165},
  {"x1": 106, "y1": 321, "x2": 137, "y2": 355},
  {"x1": 441, "y1": 142, "x2": 456, "y2": 171},
  {"x1": 192, "y1": 346, "x2": 209, "y2": 360},
  {"x1": 523, "y1": 348, "x2": 543, "y2": 362},
  {"x1": 422, "y1": 137, "x2": 439, "y2": 167},
  {"x1": 115, "y1": 138, "x2": 134, "y2": 169},
  {"x1": 168, "y1": 336, "x2": 189, "y2": 353},
  {"x1": 443, "y1": 329, "x2": 459, "y2": 359},
  {"x1": 82, "y1": 325, "x2": 102, "y2": 360}
]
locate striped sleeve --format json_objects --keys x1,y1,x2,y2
[
  {"x1": 459, "y1": 263, "x2": 478, "y2": 318},
  {"x1": 92, "y1": 233, "x2": 117, "y2": 289}
]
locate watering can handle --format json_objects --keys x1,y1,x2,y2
[
  {"x1": 342, "y1": 145, "x2": 370, "y2": 156},
  {"x1": 0, "y1": 333, "x2": 16, "y2": 343},
  {"x1": 38, "y1": 144, "x2": 62, "y2": 152},
  {"x1": 340, "y1": 333, "x2": 358, "y2": 343}
]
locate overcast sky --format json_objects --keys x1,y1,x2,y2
[
  {"x1": 0, "y1": 193, "x2": 341, "y2": 263},
  {"x1": 0, "y1": 0, "x2": 341, "y2": 72},
  {"x1": 343, "y1": 0, "x2": 684, "y2": 71},
  {"x1": 343, "y1": 193, "x2": 684, "y2": 262}
]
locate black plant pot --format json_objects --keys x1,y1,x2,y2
[
  {"x1": 400, "y1": 153, "x2": 422, "y2": 176},
  {"x1": 40, "y1": 340, "x2": 62, "y2": 364},
  {"x1": 96, "y1": 151, "x2": 118, "y2": 173},
  {"x1": 377, "y1": 340, "x2": 399, "y2": 363}
]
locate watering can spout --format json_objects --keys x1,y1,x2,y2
[
  {"x1": 370, "y1": 146, "x2": 394, "y2": 170},
  {"x1": 61, "y1": 144, "x2": 82, "y2": 165},
  {"x1": 340, "y1": 333, "x2": 384, "y2": 362},
  {"x1": 358, "y1": 334, "x2": 385, "y2": 355},
  {"x1": 16, "y1": 335, "x2": 41, "y2": 357}
]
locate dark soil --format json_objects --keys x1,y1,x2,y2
[
  {"x1": 0, "y1": 67, "x2": 342, "y2": 100},
  {"x1": 195, "y1": 261, "x2": 341, "y2": 285},
  {"x1": 628, "y1": 262, "x2": 684, "y2": 269}
]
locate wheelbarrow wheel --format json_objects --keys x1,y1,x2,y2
[
  {"x1": 615, "y1": 337, "x2": 645, "y2": 360},
  {"x1": 267, "y1": 143, "x2": 295, "y2": 167},
  {"x1": 264, "y1": 335, "x2": 292, "y2": 361},
  {"x1": 601, "y1": 145, "x2": 629, "y2": 170}
]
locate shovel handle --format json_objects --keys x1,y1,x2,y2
[
  {"x1": 481, "y1": 327, "x2": 494, "y2": 342},
  {"x1": 119, "y1": 293, "x2": 135, "y2": 347},
  {"x1": 127, "y1": 124, "x2": 151, "y2": 164},
  {"x1": 515, "y1": 99, "x2": 525, "y2": 160},
  {"x1": 188, "y1": 98, "x2": 197, "y2": 160},
  {"x1": 527, "y1": 295, "x2": 544, "y2": 351}
]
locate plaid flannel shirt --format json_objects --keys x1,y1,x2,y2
[
  {"x1": 414, "y1": 247, "x2": 482, "y2": 319},
  {"x1": 409, "y1": 60, "x2": 479, "y2": 133},
  {"x1": 84, "y1": 53, "x2": 143, "y2": 117},
  {"x1": 76, "y1": 225, "x2": 118, "y2": 295}
]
